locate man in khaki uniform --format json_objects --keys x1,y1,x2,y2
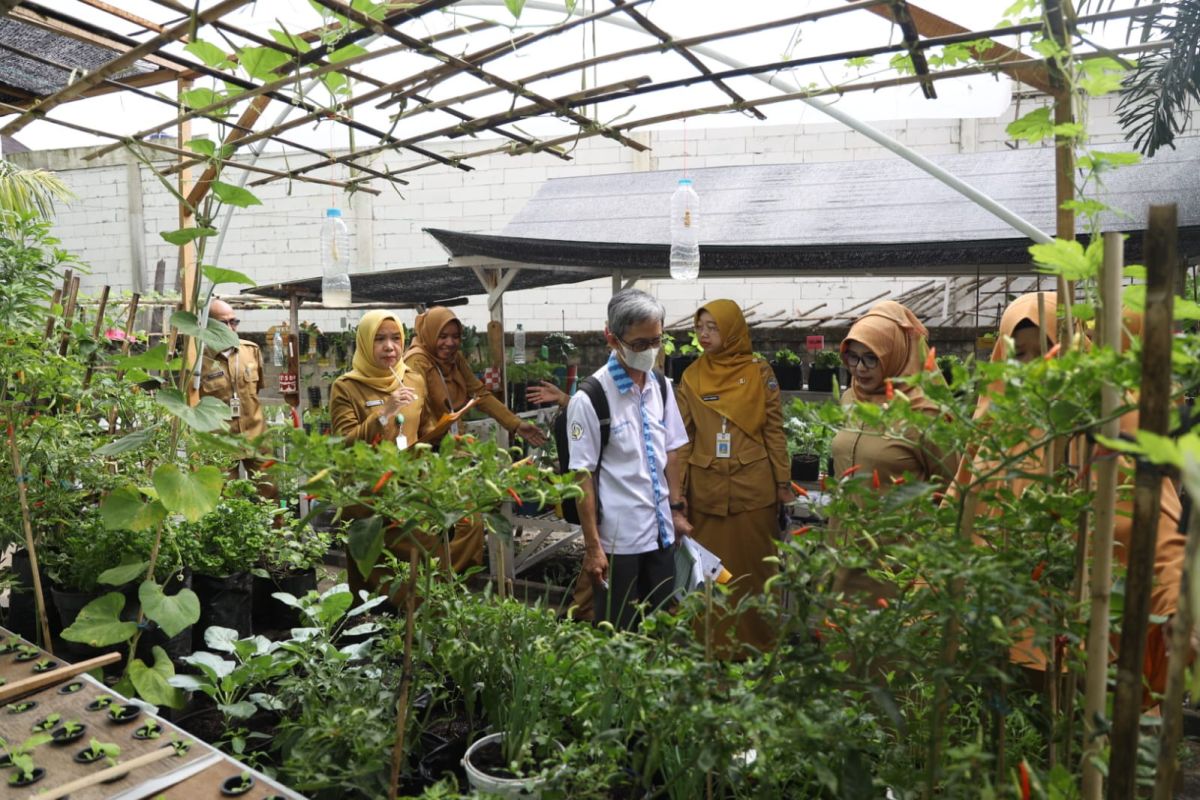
[{"x1": 201, "y1": 299, "x2": 266, "y2": 441}]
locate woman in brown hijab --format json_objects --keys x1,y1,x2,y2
[
  {"x1": 405, "y1": 306, "x2": 547, "y2": 447},
  {"x1": 675, "y1": 300, "x2": 791, "y2": 654},
  {"x1": 831, "y1": 300, "x2": 954, "y2": 602},
  {"x1": 964, "y1": 292, "x2": 1184, "y2": 699}
]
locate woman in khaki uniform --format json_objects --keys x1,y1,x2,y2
[
  {"x1": 676, "y1": 300, "x2": 791, "y2": 655},
  {"x1": 831, "y1": 300, "x2": 953, "y2": 602},
  {"x1": 329, "y1": 311, "x2": 441, "y2": 602}
]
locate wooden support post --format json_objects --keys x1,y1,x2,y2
[
  {"x1": 56, "y1": 275, "x2": 81, "y2": 356},
  {"x1": 1108, "y1": 204, "x2": 1177, "y2": 800},
  {"x1": 287, "y1": 293, "x2": 301, "y2": 409},
  {"x1": 6, "y1": 423, "x2": 53, "y2": 653},
  {"x1": 82, "y1": 285, "x2": 111, "y2": 388},
  {"x1": 106, "y1": 294, "x2": 140, "y2": 433}
]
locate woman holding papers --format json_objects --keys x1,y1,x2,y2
[
  {"x1": 405, "y1": 306, "x2": 547, "y2": 447},
  {"x1": 675, "y1": 300, "x2": 791, "y2": 655}
]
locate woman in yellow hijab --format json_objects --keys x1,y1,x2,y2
[{"x1": 675, "y1": 299, "x2": 791, "y2": 655}]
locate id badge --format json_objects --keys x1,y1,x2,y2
[
  {"x1": 229, "y1": 395, "x2": 241, "y2": 418},
  {"x1": 395, "y1": 433, "x2": 409, "y2": 451},
  {"x1": 715, "y1": 432, "x2": 732, "y2": 459}
]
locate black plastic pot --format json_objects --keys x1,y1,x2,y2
[
  {"x1": 9, "y1": 767, "x2": 45, "y2": 787},
  {"x1": 193, "y1": 572, "x2": 253, "y2": 647},
  {"x1": 772, "y1": 363, "x2": 803, "y2": 390},
  {"x1": 807, "y1": 367, "x2": 836, "y2": 393},
  {"x1": 506, "y1": 382, "x2": 528, "y2": 413},
  {"x1": 221, "y1": 773, "x2": 256, "y2": 796},
  {"x1": 9, "y1": 549, "x2": 59, "y2": 642},
  {"x1": 791, "y1": 454, "x2": 821, "y2": 483},
  {"x1": 252, "y1": 568, "x2": 317, "y2": 633},
  {"x1": 107, "y1": 704, "x2": 141, "y2": 724},
  {"x1": 667, "y1": 355, "x2": 698, "y2": 381}
]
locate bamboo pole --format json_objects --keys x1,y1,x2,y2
[
  {"x1": 1107, "y1": 204, "x2": 1177, "y2": 800},
  {"x1": 37, "y1": 743, "x2": 184, "y2": 800},
  {"x1": 387, "y1": 548, "x2": 420, "y2": 800},
  {"x1": 56, "y1": 275, "x2": 81, "y2": 356},
  {"x1": 106, "y1": 294, "x2": 140, "y2": 434},
  {"x1": 1082, "y1": 232, "x2": 1124, "y2": 800},
  {"x1": 81, "y1": 285, "x2": 110, "y2": 388},
  {"x1": 6, "y1": 421, "x2": 53, "y2": 652},
  {"x1": 0, "y1": 652, "x2": 120, "y2": 704}
]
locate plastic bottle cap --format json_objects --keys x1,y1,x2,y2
[
  {"x1": 326, "y1": 208, "x2": 342, "y2": 217},
  {"x1": 678, "y1": 178, "x2": 692, "y2": 186}
]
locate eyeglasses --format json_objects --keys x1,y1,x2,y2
[
  {"x1": 619, "y1": 335, "x2": 663, "y2": 353},
  {"x1": 694, "y1": 322, "x2": 720, "y2": 335},
  {"x1": 842, "y1": 351, "x2": 879, "y2": 370},
  {"x1": 216, "y1": 317, "x2": 239, "y2": 328}
]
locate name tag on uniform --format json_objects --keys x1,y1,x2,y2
[
  {"x1": 204, "y1": 369, "x2": 224, "y2": 380},
  {"x1": 365, "y1": 399, "x2": 384, "y2": 408},
  {"x1": 702, "y1": 394, "x2": 719, "y2": 402},
  {"x1": 715, "y1": 432, "x2": 732, "y2": 458}
]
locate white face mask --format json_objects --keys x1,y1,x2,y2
[{"x1": 620, "y1": 344, "x2": 659, "y2": 374}]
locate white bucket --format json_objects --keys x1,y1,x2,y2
[{"x1": 461, "y1": 732, "x2": 550, "y2": 799}]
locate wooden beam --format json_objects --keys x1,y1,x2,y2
[{"x1": 185, "y1": 94, "x2": 271, "y2": 210}]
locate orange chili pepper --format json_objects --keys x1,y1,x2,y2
[
  {"x1": 924, "y1": 346, "x2": 937, "y2": 373},
  {"x1": 260, "y1": 459, "x2": 276, "y2": 470},
  {"x1": 840, "y1": 464, "x2": 862, "y2": 479},
  {"x1": 822, "y1": 618, "x2": 843, "y2": 633},
  {"x1": 371, "y1": 470, "x2": 395, "y2": 494},
  {"x1": 876, "y1": 597, "x2": 889, "y2": 609},
  {"x1": 303, "y1": 493, "x2": 317, "y2": 501},
  {"x1": 1044, "y1": 343, "x2": 1061, "y2": 360},
  {"x1": 790, "y1": 482, "x2": 808, "y2": 497},
  {"x1": 871, "y1": 469, "x2": 881, "y2": 490},
  {"x1": 891, "y1": 476, "x2": 906, "y2": 486},
  {"x1": 506, "y1": 487, "x2": 522, "y2": 504},
  {"x1": 792, "y1": 526, "x2": 812, "y2": 537},
  {"x1": 1031, "y1": 561, "x2": 1046, "y2": 582},
  {"x1": 884, "y1": 378, "x2": 894, "y2": 401},
  {"x1": 1018, "y1": 761, "x2": 1031, "y2": 800}
]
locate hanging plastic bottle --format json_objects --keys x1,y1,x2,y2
[
  {"x1": 669, "y1": 178, "x2": 700, "y2": 281},
  {"x1": 272, "y1": 327, "x2": 284, "y2": 367},
  {"x1": 320, "y1": 208, "x2": 352, "y2": 308},
  {"x1": 513, "y1": 323, "x2": 526, "y2": 365}
]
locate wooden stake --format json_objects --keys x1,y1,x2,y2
[
  {"x1": 1108, "y1": 204, "x2": 1177, "y2": 800},
  {"x1": 82, "y1": 284, "x2": 111, "y2": 387},
  {"x1": 387, "y1": 549, "x2": 420, "y2": 800},
  {"x1": 37, "y1": 743, "x2": 184, "y2": 800},
  {"x1": 0, "y1": 651, "x2": 120, "y2": 704},
  {"x1": 6, "y1": 420, "x2": 53, "y2": 653},
  {"x1": 57, "y1": 275, "x2": 81, "y2": 356},
  {"x1": 106, "y1": 293, "x2": 140, "y2": 433}
]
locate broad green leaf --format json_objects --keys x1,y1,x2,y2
[
  {"x1": 1079, "y1": 57, "x2": 1127, "y2": 96},
  {"x1": 180, "y1": 87, "x2": 229, "y2": 113},
  {"x1": 328, "y1": 43, "x2": 367, "y2": 64},
  {"x1": 238, "y1": 46, "x2": 291, "y2": 81},
  {"x1": 316, "y1": 591, "x2": 354, "y2": 627},
  {"x1": 204, "y1": 626, "x2": 241, "y2": 653},
  {"x1": 210, "y1": 180, "x2": 262, "y2": 208},
  {"x1": 1006, "y1": 107, "x2": 1052, "y2": 144},
  {"x1": 1134, "y1": 430, "x2": 1182, "y2": 469},
  {"x1": 114, "y1": 344, "x2": 179, "y2": 372},
  {"x1": 1069, "y1": 302, "x2": 1095, "y2": 322},
  {"x1": 350, "y1": 0, "x2": 388, "y2": 21},
  {"x1": 269, "y1": 29, "x2": 311, "y2": 53},
  {"x1": 1078, "y1": 150, "x2": 1141, "y2": 173},
  {"x1": 1095, "y1": 434, "x2": 1146, "y2": 456},
  {"x1": 183, "y1": 650, "x2": 234, "y2": 679},
  {"x1": 153, "y1": 463, "x2": 223, "y2": 522},
  {"x1": 201, "y1": 264, "x2": 256, "y2": 288},
  {"x1": 218, "y1": 700, "x2": 258, "y2": 719},
  {"x1": 160, "y1": 227, "x2": 218, "y2": 246},
  {"x1": 100, "y1": 486, "x2": 167, "y2": 532},
  {"x1": 156, "y1": 388, "x2": 232, "y2": 433},
  {"x1": 140, "y1": 581, "x2": 200, "y2": 637},
  {"x1": 94, "y1": 424, "x2": 161, "y2": 457},
  {"x1": 1124, "y1": 264, "x2": 1147, "y2": 279},
  {"x1": 187, "y1": 137, "x2": 216, "y2": 157},
  {"x1": 1051, "y1": 122, "x2": 1084, "y2": 139},
  {"x1": 61, "y1": 592, "x2": 136, "y2": 647},
  {"x1": 504, "y1": 0, "x2": 526, "y2": 18},
  {"x1": 346, "y1": 515, "x2": 385, "y2": 580},
  {"x1": 1176, "y1": 296, "x2": 1200, "y2": 321},
  {"x1": 322, "y1": 71, "x2": 349, "y2": 96},
  {"x1": 1061, "y1": 199, "x2": 1110, "y2": 217},
  {"x1": 129, "y1": 647, "x2": 185, "y2": 709},
  {"x1": 170, "y1": 309, "x2": 239, "y2": 352},
  {"x1": 184, "y1": 40, "x2": 233, "y2": 69},
  {"x1": 99, "y1": 560, "x2": 150, "y2": 587},
  {"x1": 1029, "y1": 238, "x2": 1097, "y2": 280}
]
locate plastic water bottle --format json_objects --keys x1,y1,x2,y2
[
  {"x1": 320, "y1": 208, "x2": 352, "y2": 308},
  {"x1": 669, "y1": 178, "x2": 700, "y2": 281},
  {"x1": 513, "y1": 323, "x2": 526, "y2": 365},
  {"x1": 272, "y1": 328, "x2": 284, "y2": 367}
]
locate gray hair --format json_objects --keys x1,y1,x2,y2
[{"x1": 607, "y1": 288, "x2": 665, "y2": 340}]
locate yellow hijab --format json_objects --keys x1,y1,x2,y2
[
  {"x1": 681, "y1": 299, "x2": 765, "y2": 436},
  {"x1": 841, "y1": 300, "x2": 936, "y2": 413},
  {"x1": 343, "y1": 310, "x2": 407, "y2": 393}
]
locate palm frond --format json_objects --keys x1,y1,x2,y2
[
  {"x1": 0, "y1": 160, "x2": 75, "y2": 223},
  {"x1": 1115, "y1": 0, "x2": 1200, "y2": 156}
]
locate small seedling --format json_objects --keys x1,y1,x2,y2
[
  {"x1": 52, "y1": 720, "x2": 86, "y2": 743},
  {"x1": 31, "y1": 713, "x2": 61, "y2": 732},
  {"x1": 58, "y1": 681, "x2": 84, "y2": 695},
  {"x1": 134, "y1": 720, "x2": 162, "y2": 740},
  {"x1": 13, "y1": 644, "x2": 40, "y2": 661},
  {"x1": 221, "y1": 771, "x2": 255, "y2": 796},
  {"x1": 107, "y1": 704, "x2": 141, "y2": 723},
  {"x1": 170, "y1": 738, "x2": 192, "y2": 757},
  {"x1": 86, "y1": 695, "x2": 115, "y2": 711},
  {"x1": 6, "y1": 701, "x2": 36, "y2": 714},
  {"x1": 78, "y1": 737, "x2": 120, "y2": 766},
  {"x1": 1, "y1": 733, "x2": 52, "y2": 785},
  {"x1": 31, "y1": 658, "x2": 58, "y2": 673}
]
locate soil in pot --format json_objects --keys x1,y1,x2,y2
[
  {"x1": 791, "y1": 454, "x2": 821, "y2": 483},
  {"x1": 463, "y1": 732, "x2": 561, "y2": 798},
  {"x1": 772, "y1": 363, "x2": 803, "y2": 391},
  {"x1": 252, "y1": 568, "x2": 317, "y2": 633},
  {"x1": 221, "y1": 773, "x2": 256, "y2": 796},
  {"x1": 807, "y1": 367, "x2": 835, "y2": 393},
  {"x1": 9, "y1": 550, "x2": 60, "y2": 642},
  {"x1": 107, "y1": 704, "x2": 141, "y2": 724},
  {"x1": 193, "y1": 572, "x2": 253, "y2": 647}
]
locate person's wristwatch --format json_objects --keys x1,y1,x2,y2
[{"x1": 669, "y1": 501, "x2": 686, "y2": 511}]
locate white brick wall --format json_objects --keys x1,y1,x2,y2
[{"x1": 10, "y1": 92, "x2": 1191, "y2": 335}]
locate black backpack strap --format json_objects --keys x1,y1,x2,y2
[
  {"x1": 653, "y1": 370, "x2": 668, "y2": 420},
  {"x1": 577, "y1": 376, "x2": 610, "y2": 521}
]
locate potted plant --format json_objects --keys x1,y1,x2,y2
[
  {"x1": 252, "y1": 516, "x2": 333, "y2": 633},
  {"x1": 937, "y1": 353, "x2": 964, "y2": 387},
  {"x1": 665, "y1": 330, "x2": 701, "y2": 381},
  {"x1": 785, "y1": 407, "x2": 835, "y2": 482},
  {"x1": 807, "y1": 349, "x2": 842, "y2": 392},
  {"x1": 771, "y1": 347, "x2": 804, "y2": 390},
  {"x1": 1, "y1": 733, "x2": 51, "y2": 788},
  {"x1": 178, "y1": 479, "x2": 272, "y2": 643},
  {"x1": 543, "y1": 332, "x2": 578, "y2": 393},
  {"x1": 74, "y1": 737, "x2": 120, "y2": 765}
]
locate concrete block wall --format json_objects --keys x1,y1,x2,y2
[{"x1": 9, "y1": 92, "x2": 1172, "y2": 336}]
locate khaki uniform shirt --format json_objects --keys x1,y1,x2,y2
[
  {"x1": 329, "y1": 370, "x2": 430, "y2": 447},
  {"x1": 199, "y1": 341, "x2": 265, "y2": 439},
  {"x1": 405, "y1": 350, "x2": 522, "y2": 436},
  {"x1": 675, "y1": 360, "x2": 790, "y2": 516}
]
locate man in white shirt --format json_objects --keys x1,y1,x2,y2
[{"x1": 566, "y1": 289, "x2": 692, "y2": 630}]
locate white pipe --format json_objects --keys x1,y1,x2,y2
[{"x1": 459, "y1": 0, "x2": 1053, "y2": 243}]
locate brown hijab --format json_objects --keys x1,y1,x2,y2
[
  {"x1": 406, "y1": 306, "x2": 470, "y2": 410},
  {"x1": 342, "y1": 310, "x2": 407, "y2": 393},
  {"x1": 841, "y1": 300, "x2": 936, "y2": 413},
  {"x1": 681, "y1": 300, "x2": 765, "y2": 436},
  {"x1": 973, "y1": 291, "x2": 1059, "y2": 419}
]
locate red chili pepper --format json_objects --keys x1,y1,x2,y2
[
  {"x1": 871, "y1": 469, "x2": 881, "y2": 490},
  {"x1": 260, "y1": 459, "x2": 276, "y2": 470},
  {"x1": 33, "y1": 501, "x2": 44, "y2": 508},
  {"x1": 371, "y1": 470, "x2": 395, "y2": 494},
  {"x1": 875, "y1": 597, "x2": 889, "y2": 609},
  {"x1": 506, "y1": 487, "x2": 522, "y2": 504},
  {"x1": 822, "y1": 618, "x2": 843, "y2": 633},
  {"x1": 891, "y1": 476, "x2": 906, "y2": 486},
  {"x1": 924, "y1": 346, "x2": 937, "y2": 373},
  {"x1": 884, "y1": 378, "x2": 894, "y2": 401},
  {"x1": 792, "y1": 526, "x2": 812, "y2": 538},
  {"x1": 790, "y1": 482, "x2": 808, "y2": 497},
  {"x1": 1031, "y1": 561, "x2": 1046, "y2": 582},
  {"x1": 1044, "y1": 343, "x2": 1061, "y2": 360},
  {"x1": 1018, "y1": 760, "x2": 1031, "y2": 800},
  {"x1": 303, "y1": 493, "x2": 317, "y2": 501},
  {"x1": 840, "y1": 464, "x2": 862, "y2": 479},
  {"x1": 812, "y1": 627, "x2": 824, "y2": 643},
  {"x1": 820, "y1": 477, "x2": 829, "y2": 492}
]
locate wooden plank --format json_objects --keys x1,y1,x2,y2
[{"x1": 0, "y1": 652, "x2": 120, "y2": 704}]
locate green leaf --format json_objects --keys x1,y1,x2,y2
[
  {"x1": 99, "y1": 486, "x2": 167, "y2": 532},
  {"x1": 153, "y1": 463, "x2": 224, "y2": 522},
  {"x1": 1006, "y1": 107, "x2": 1052, "y2": 144},
  {"x1": 238, "y1": 46, "x2": 291, "y2": 81},
  {"x1": 1078, "y1": 150, "x2": 1141, "y2": 173},
  {"x1": 201, "y1": 264, "x2": 256, "y2": 288},
  {"x1": 1124, "y1": 265, "x2": 1147, "y2": 280},
  {"x1": 504, "y1": 0, "x2": 526, "y2": 18},
  {"x1": 187, "y1": 138, "x2": 216, "y2": 157},
  {"x1": 1029, "y1": 238, "x2": 1097, "y2": 280},
  {"x1": 210, "y1": 180, "x2": 262, "y2": 208},
  {"x1": 160, "y1": 227, "x2": 218, "y2": 246},
  {"x1": 170, "y1": 309, "x2": 239, "y2": 352},
  {"x1": 1061, "y1": 199, "x2": 1109, "y2": 217},
  {"x1": 114, "y1": 344, "x2": 179, "y2": 372},
  {"x1": 346, "y1": 515, "x2": 385, "y2": 580},
  {"x1": 269, "y1": 29, "x2": 311, "y2": 53},
  {"x1": 1175, "y1": 296, "x2": 1200, "y2": 321},
  {"x1": 328, "y1": 43, "x2": 367, "y2": 64},
  {"x1": 61, "y1": 593, "x2": 137, "y2": 647},
  {"x1": 1134, "y1": 430, "x2": 1182, "y2": 469},
  {"x1": 184, "y1": 40, "x2": 233, "y2": 69},
  {"x1": 140, "y1": 581, "x2": 201, "y2": 637},
  {"x1": 156, "y1": 388, "x2": 232, "y2": 433},
  {"x1": 98, "y1": 560, "x2": 150, "y2": 587},
  {"x1": 219, "y1": 700, "x2": 258, "y2": 719},
  {"x1": 350, "y1": 0, "x2": 388, "y2": 21},
  {"x1": 128, "y1": 647, "x2": 185, "y2": 709},
  {"x1": 1078, "y1": 57, "x2": 1127, "y2": 96},
  {"x1": 180, "y1": 87, "x2": 229, "y2": 113},
  {"x1": 322, "y1": 71, "x2": 349, "y2": 96},
  {"x1": 94, "y1": 425, "x2": 161, "y2": 457}
]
